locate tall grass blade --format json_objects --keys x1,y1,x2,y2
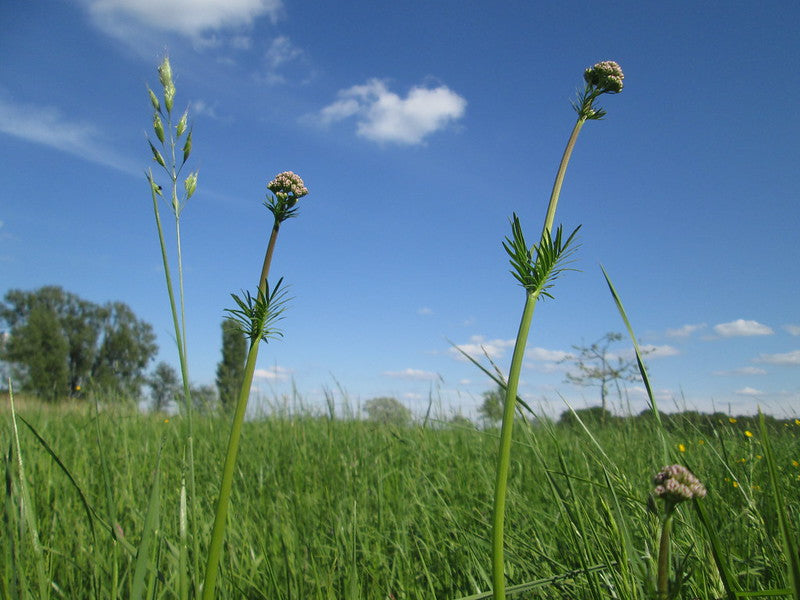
[
  {"x1": 8, "y1": 385, "x2": 50, "y2": 600},
  {"x1": 130, "y1": 445, "x2": 163, "y2": 600},
  {"x1": 759, "y1": 411, "x2": 800, "y2": 599},
  {"x1": 600, "y1": 266, "x2": 669, "y2": 463}
]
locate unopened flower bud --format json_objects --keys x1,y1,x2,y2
[
  {"x1": 182, "y1": 130, "x2": 192, "y2": 164},
  {"x1": 176, "y1": 110, "x2": 188, "y2": 137},
  {"x1": 184, "y1": 172, "x2": 198, "y2": 199},
  {"x1": 267, "y1": 171, "x2": 309, "y2": 200},
  {"x1": 653, "y1": 464, "x2": 706, "y2": 505},
  {"x1": 158, "y1": 57, "x2": 173, "y2": 90},
  {"x1": 148, "y1": 88, "x2": 160, "y2": 111},
  {"x1": 584, "y1": 60, "x2": 624, "y2": 94},
  {"x1": 153, "y1": 112, "x2": 165, "y2": 143}
]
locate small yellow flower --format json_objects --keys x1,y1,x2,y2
[
  {"x1": 738, "y1": 458, "x2": 747, "y2": 463},
  {"x1": 729, "y1": 417, "x2": 737, "y2": 424},
  {"x1": 792, "y1": 460, "x2": 799, "y2": 468},
  {"x1": 751, "y1": 485, "x2": 761, "y2": 491},
  {"x1": 745, "y1": 430, "x2": 753, "y2": 438},
  {"x1": 163, "y1": 418, "x2": 170, "y2": 423},
  {"x1": 795, "y1": 419, "x2": 800, "y2": 426},
  {"x1": 733, "y1": 481, "x2": 739, "y2": 488},
  {"x1": 698, "y1": 439, "x2": 705, "y2": 445},
  {"x1": 724, "y1": 477, "x2": 731, "y2": 482},
  {"x1": 678, "y1": 443, "x2": 686, "y2": 453},
  {"x1": 755, "y1": 454, "x2": 762, "y2": 460}
]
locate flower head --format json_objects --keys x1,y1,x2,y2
[
  {"x1": 583, "y1": 61, "x2": 624, "y2": 94},
  {"x1": 268, "y1": 171, "x2": 309, "y2": 202},
  {"x1": 653, "y1": 464, "x2": 706, "y2": 505},
  {"x1": 265, "y1": 171, "x2": 309, "y2": 222}
]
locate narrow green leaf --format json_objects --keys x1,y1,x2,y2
[
  {"x1": 131, "y1": 445, "x2": 163, "y2": 600},
  {"x1": 759, "y1": 411, "x2": 800, "y2": 599}
]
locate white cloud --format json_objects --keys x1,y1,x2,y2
[
  {"x1": 754, "y1": 350, "x2": 800, "y2": 366},
  {"x1": 383, "y1": 368, "x2": 439, "y2": 381},
  {"x1": 0, "y1": 96, "x2": 137, "y2": 174},
  {"x1": 666, "y1": 323, "x2": 706, "y2": 338},
  {"x1": 640, "y1": 344, "x2": 680, "y2": 358},
  {"x1": 784, "y1": 324, "x2": 800, "y2": 336},
  {"x1": 254, "y1": 366, "x2": 291, "y2": 380},
  {"x1": 712, "y1": 366, "x2": 767, "y2": 376},
  {"x1": 84, "y1": 0, "x2": 283, "y2": 38},
  {"x1": 713, "y1": 319, "x2": 774, "y2": 337},
  {"x1": 417, "y1": 307, "x2": 433, "y2": 316},
  {"x1": 314, "y1": 78, "x2": 466, "y2": 145},
  {"x1": 526, "y1": 347, "x2": 572, "y2": 362},
  {"x1": 735, "y1": 387, "x2": 764, "y2": 396},
  {"x1": 450, "y1": 336, "x2": 514, "y2": 361},
  {"x1": 259, "y1": 35, "x2": 306, "y2": 83}
]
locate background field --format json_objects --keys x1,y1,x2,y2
[{"x1": 3, "y1": 397, "x2": 798, "y2": 599}]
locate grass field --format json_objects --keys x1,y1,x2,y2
[{"x1": 3, "y1": 395, "x2": 798, "y2": 599}]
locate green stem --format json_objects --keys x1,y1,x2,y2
[
  {"x1": 201, "y1": 220, "x2": 282, "y2": 600},
  {"x1": 657, "y1": 510, "x2": 674, "y2": 600},
  {"x1": 491, "y1": 114, "x2": 588, "y2": 600},
  {"x1": 491, "y1": 291, "x2": 537, "y2": 597}
]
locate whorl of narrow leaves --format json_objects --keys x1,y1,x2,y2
[
  {"x1": 503, "y1": 214, "x2": 580, "y2": 298},
  {"x1": 225, "y1": 278, "x2": 290, "y2": 344}
]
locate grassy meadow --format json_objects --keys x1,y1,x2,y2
[{"x1": 3, "y1": 395, "x2": 799, "y2": 599}]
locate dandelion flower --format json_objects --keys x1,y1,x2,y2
[
  {"x1": 678, "y1": 444, "x2": 686, "y2": 453},
  {"x1": 745, "y1": 430, "x2": 753, "y2": 438},
  {"x1": 729, "y1": 417, "x2": 737, "y2": 424}
]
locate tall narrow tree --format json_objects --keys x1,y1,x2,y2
[{"x1": 215, "y1": 317, "x2": 246, "y2": 411}]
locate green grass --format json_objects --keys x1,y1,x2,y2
[{"x1": 2, "y1": 397, "x2": 798, "y2": 599}]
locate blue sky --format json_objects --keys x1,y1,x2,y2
[{"x1": 1, "y1": 0, "x2": 799, "y2": 419}]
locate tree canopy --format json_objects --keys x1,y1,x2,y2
[{"x1": 0, "y1": 286, "x2": 158, "y2": 401}]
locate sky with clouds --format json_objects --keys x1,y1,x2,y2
[{"x1": 1, "y1": 0, "x2": 798, "y2": 418}]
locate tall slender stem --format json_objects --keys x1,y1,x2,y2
[
  {"x1": 201, "y1": 220, "x2": 281, "y2": 600},
  {"x1": 491, "y1": 115, "x2": 587, "y2": 599},
  {"x1": 657, "y1": 511, "x2": 674, "y2": 599}
]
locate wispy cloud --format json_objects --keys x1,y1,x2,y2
[
  {"x1": 713, "y1": 366, "x2": 767, "y2": 376},
  {"x1": 259, "y1": 35, "x2": 310, "y2": 84},
  {"x1": 383, "y1": 368, "x2": 440, "y2": 381},
  {"x1": 754, "y1": 350, "x2": 800, "y2": 366},
  {"x1": 254, "y1": 365, "x2": 291, "y2": 380},
  {"x1": 450, "y1": 335, "x2": 514, "y2": 361},
  {"x1": 526, "y1": 347, "x2": 572, "y2": 362},
  {"x1": 666, "y1": 323, "x2": 706, "y2": 338},
  {"x1": 713, "y1": 319, "x2": 774, "y2": 337},
  {"x1": 83, "y1": 0, "x2": 282, "y2": 40},
  {"x1": 0, "y1": 96, "x2": 137, "y2": 174},
  {"x1": 640, "y1": 344, "x2": 680, "y2": 358},
  {"x1": 784, "y1": 324, "x2": 800, "y2": 336},
  {"x1": 313, "y1": 78, "x2": 467, "y2": 145},
  {"x1": 735, "y1": 386, "x2": 764, "y2": 396},
  {"x1": 417, "y1": 307, "x2": 433, "y2": 316}
]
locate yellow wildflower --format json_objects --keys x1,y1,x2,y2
[
  {"x1": 745, "y1": 430, "x2": 753, "y2": 438},
  {"x1": 729, "y1": 417, "x2": 737, "y2": 424},
  {"x1": 678, "y1": 444, "x2": 686, "y2": 453}
]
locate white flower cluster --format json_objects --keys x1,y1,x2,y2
[
  {"x1": 267, "y1": 171, "x2": 309, "y2": 200},
  {"x1": 584, "y1": 61, "x2": 624, "y2": 94},
  {"x1": 653, "y1": 464, "x2": 707, "y2": 504}
]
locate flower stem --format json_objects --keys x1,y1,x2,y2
[
  {"x1": 657, "y1": 510, "x2": 674, "y2": 600},
  {"x1": 201, "y1": 220, "x2": 281, "y2": 600},
  {"x1": 491, "y1": 115, "x2": 587, "y2": 600},
  {"x1": 491, "y1": 291, "x2": 537, "y2": 596}
]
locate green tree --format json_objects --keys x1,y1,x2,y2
[
  {"x1": 91, "y1": 301, "x2": 157, "y2": 397},
  {"x1": 5, "y1": 303, "x2": 69, "y2": 401},
  {"x1": 0, "y1": 286, "x2": 158, "y2": 400},
  {"x1": 364, "y1": 396, "x2": 411, "y2": 426},
  {"x1": 148, "y1": 361, "x2": 180, "y2": 412},
  {"x1": 478, "y1": 385, "x2": 505, "y2": 424},
  {"x1": 561, "y1": 332, "x2": 646, "y2": 414},
  {"x1": 215, "y1": 317, "x2": 246, "y2": 411}
]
